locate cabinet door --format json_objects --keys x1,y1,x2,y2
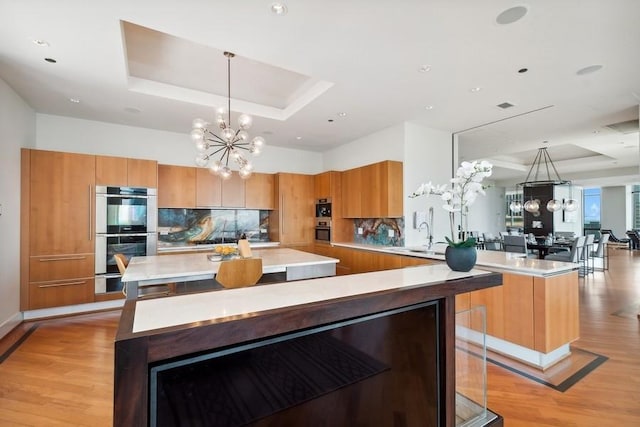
[
  {"x1": 381, "y1": 160, "x2": 403, "y2": 217},
  {"x1": 127, "y1": 158, "x2": 158, "y2": 188},
  {"x1": 314, "y1": 172, "x2": 331, "y2": 199},
  {"x1": 96, "y1": 155, "x2": 128, "y2": 186},
  {"x1": 245, "y1": 173, "x2": 275, "y2": 209},
  {"x1": 29, "y1": 150, "x2": 96, "y2": 255},
  {"x1": 360, "y1": 163, "x2": 383, "y2": 218},
  {"x1": 196, "y1": 168, "x2": 222, "y2": 207},
  {"x1": 158, "y1": 165, "x2": 196, "y2": 208},
  {"x1": 341, "y1": 168, "x2": 361, "y2": 218},
  {"x1": 221, "y1": 174, "x2": 245, "y2": 207},
  {"x1": 276, "y1": 173, "x2": 314, "y2": 245}
]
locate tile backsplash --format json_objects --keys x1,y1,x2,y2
[
  {"x1": 158, "y1": 209, "x2": 270, "y2": 245},
  {"x1": 353, "y1": 218, "x2": 404, "y2": 246}
]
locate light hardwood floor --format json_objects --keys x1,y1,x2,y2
[{"x1": 1, "y1": 249, "x2": 639, "y2": 426}]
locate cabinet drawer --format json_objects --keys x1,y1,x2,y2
[
  {"x1": 30, "y1": 254, "x2": 95, "y2": 282},
  {"x1": 28, "y1": 277, "x2": 95, "y2": 310}
]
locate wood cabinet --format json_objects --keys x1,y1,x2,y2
[
  {"x1": 314, "y1": 172, "x2": 331, "y2": 199},
  {"x1": 221, "y1": 174, "x2": 245, "y2": 208},
  {"x1": 96, "y1": 155, "x2": 157, "y2": 188},
  {"x1": 195, "y1": 168, "x2": 222, "y2": 207},
  {"x1": 245, "y1": 172, "x2": 275, "y2": 209},
  {"x1": 21, "y1": 149, "x2": 96, "y2": 310},
  {"x1": 269, "y1": 173, "x2": 314, "y2": 246},
  {"x1": 341, "y1": 160, "x2": 403, "y2": 218},
  {"x1": 167, "y1": 165, "x2": 273, "y2": 209},
  {"x1": 460, "y1": 271, "x2": 579, "y2": 353},
  {"x1": 158, "y1": 165, "x2": 196, "y2": 208},
  {"x1": 312, "y1": 244, "x2": 432, "y2": 276},
  {"x1": 341, "y1": 167, "x2": 362, "y2": 218}
]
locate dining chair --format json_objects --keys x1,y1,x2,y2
[
  {"x1": 215, "y1": 258, "x2": 263, "y2": 288},
  {"x1": 590, "y1": 233, "x2": 609, "y2": 271},
  {"x1": 483, "y1": 232, "x2": 502, "y2": 251},
  {"x1": 581, "y1": 234, "x2": 595, "y2": 275},
  {"x1": 502, "y1": 235, "x2": 528, "y2": 254},
  {"x1": 545, "y1": 236, "x2": 586, "y2": 265},
  {"x1": 114, "y1": 253, "x2": 176, "y2": 298}
]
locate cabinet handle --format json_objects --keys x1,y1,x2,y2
[
  {"x1": 38, "y1": 280, "x2": 86, "y2": 288},
  {"x1": 39, "y1": 256, "x2": 87, "y2": 262},
  {"x1": 88, "y1": 186, "x2": 92, "y2": 241},
  {"x1": 281, "y1": 194, "x2": 285, "y2": 234}
]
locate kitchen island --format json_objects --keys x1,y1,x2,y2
[
  {"x1": 114, "y1": 264, "x2": 502, "y2": 426},
  {"x1": 120, "y1": 248, "x2": 338, "y2": 300},
  {"x1": 333, "y1": 242, "x2": 580, "y2": 369}
]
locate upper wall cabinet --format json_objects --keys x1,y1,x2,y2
[
  {"x1": 196, "y1": 168, "x2": 249, "y2": 208},
  {"x1": 245, "y1": 172, "x2": 275, "y2": 209},
  {"x1": 158, "y1": 165, "x2": 196, "y2": 208},
  {"x1": 95, "y1": 155, "x2": 157, "y2": 188},
  {"x1": 342, "y1": 160, "x2": 403, "y2": 218}
]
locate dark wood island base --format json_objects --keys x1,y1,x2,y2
[{"x1": 114, "y1": 266, "x2": 503, "y2": 426}]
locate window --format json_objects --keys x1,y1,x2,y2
[
  {"x1": 583, "y1": 188, "x2": 601, "y2": 232},
  {"x1": 632, "y1": 185, "x2": 640, "y2": 229}
]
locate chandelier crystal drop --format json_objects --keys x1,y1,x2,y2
[{"x1": 190, "y1": 52, "x2": 265, "y2": 180}]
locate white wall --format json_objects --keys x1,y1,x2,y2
[
  {"x1": 322, "y1": 123, "x2": 404, "y2": 171},
  {"x1": 0, "y1": 78, "x2": 35, "y2": 337},
  {"x1": 36, "y1": 114, "x2": 324, "y2": 174},
  {"x1": 403, "y1": 122, "x2": 453, "y2": 246}
]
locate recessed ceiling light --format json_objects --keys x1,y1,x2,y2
[
  {"x1": 592, "y1": 130, "x2": 600, "y2": 134},
  {"x1": 296, "y1": 136, "x2": 302, "y2": 140},
  {"x1": 496, "y1": 6, "x2": 528, "y2": 25},
  {"x1": 32, "y1": 39, "x2": 49, "y2": 47},
  {"x1": 337, "y1": 112, "x2": 347, "y2": 117},
  {"x1": 327, "y1": 119, "x2": 334, "y2": 123},
  {"x1": 424, "y1": 105, "x2": 434, "y2": 110},
  {"x1": 542, "y1": 140, "x2": 549, "y2": 144},
  {"x1": 270, "y1": 3, "x2": 287, "y2": 15},
  {"x1": 124, "y1": 107, "x2": 141, "y2": 114},
  {"x1": 44, "y1": 57, "x2": 57, "y2": 63},
  {"x1": 69, "y1": 98, "x2": 80, "y2": 103},
  {"x1": 470, "y1": 87, "x2": 482, "y2": 92},
  {"x1": 419, "y1": 65, "x2": 432, "y2": 73},
  {"x1": 576, "y1": 65, "x2": 603, "y2": 76},
  {"x1": 518, "y1": 68, "x2": 528, "y2": 73}
]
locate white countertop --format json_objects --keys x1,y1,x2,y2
[
  {"x1": 122, "y1": 247, "x2": 338, "y2": 284},
  {"x1": 132, "y1": 263, "x2": 494, "y2": 333},
  {"x1": 157, "y1": 241, "x2": 280, "y2": 253},
  {"x1": 333, "y1": 242, "x2": 578, "y2": 277}
]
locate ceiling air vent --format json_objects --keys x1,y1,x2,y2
[
  {"x1": 605, "y1": 119, "x2": 639, "y2": 134},
  {"x1": 497, "y1": 102, "x2": 515, "y2": 109}
]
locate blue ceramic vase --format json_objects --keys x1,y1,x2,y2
[{"x1": 445, "y1": 245, "x2": 477, "y2": 272}]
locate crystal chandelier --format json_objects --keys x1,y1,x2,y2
[
  {"x1": 190, "y1": 52, "x2": 265, "y2": 179},
  {"x1": 510, "y1": 147, "x2": 578, "y2": 214}
]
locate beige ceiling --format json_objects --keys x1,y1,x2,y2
[{"x1": 0, "y1": 0, "x2": 638, "y2": 186}]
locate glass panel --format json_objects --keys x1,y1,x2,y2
[
  {"x1": 583, "y1": 188, "x2": 601, "y2": 232},
  {"x1": 456, "y1": 305, "x2": 491, "y2": 426}
]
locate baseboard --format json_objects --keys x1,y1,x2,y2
[
  {"x1": 23, "y1": 300, "x2": 124, "y2": 321},
  {"x1": 0, "y1": 312, "x2": 24, "y2": 340}
]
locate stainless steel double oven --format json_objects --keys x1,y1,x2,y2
[{"x1": 94, "y1": 186, "x2": 157, "y2": 294}]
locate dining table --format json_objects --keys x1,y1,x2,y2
[{"x1": 527, "y1": 239, "x2": 574, "y2": 259}]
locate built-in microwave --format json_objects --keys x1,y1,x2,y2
[
  {"x1": 315, "y1": 219, "x2": 331, "y2": 243},
  {"x1": 95, "y1": 186, "x2": 157, "y2": 234},
  {"x1": 315, "y1": 198, "x2": 332, "y2": 219}
]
